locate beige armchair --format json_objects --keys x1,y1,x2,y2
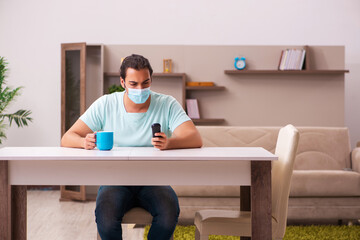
[{"x1": 194, "y1": 124, "x2": 300, "y2": 240}]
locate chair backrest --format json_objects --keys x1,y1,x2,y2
[{"x1": 271, "y1": 124, "x2": 299, "y2": 238}]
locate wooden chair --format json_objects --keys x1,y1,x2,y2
[
  {"x1": 97, "y1": 207, "x2": 174, "y2": 240},
  {"x1": 194, "y1": 124, "x2": 300, "y2": 240}
]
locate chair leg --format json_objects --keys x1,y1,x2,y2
[{"x1": 195, "y1": 227, "x2": 209, "y2": 240}]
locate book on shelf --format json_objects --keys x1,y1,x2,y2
[
  {"x1": 186, "y1": 99, "x2": 200, "y2": 119},
  {"x1": 278, "y1": 49, "x2": 306, "y2": 70}
]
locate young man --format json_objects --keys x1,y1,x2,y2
[{"x1": 61, "y1": 54, "x2": 202, "y2": 240}]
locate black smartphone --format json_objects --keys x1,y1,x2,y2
[{"x1": 151, "y1": 123, "x2": 162, "y2": 138}]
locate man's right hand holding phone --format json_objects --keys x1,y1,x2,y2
[
  {"x1": 151, "y1": 123, "x2": 169, "y2": 150},
  {"x1": 152, "y1": 132, "x2": 168, "y2": 150}
]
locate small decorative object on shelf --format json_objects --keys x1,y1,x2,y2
[
  {"x1": 186, "y1": 82, "x2": 214, "y2": 87},
  {"x1": 163, "y1": 59, "x2": 172, "y2": 73},
  {"x1": 186, "y1": 99, "x2": 200, "y2": 119},
  {"x1": 234, "y1": 57, "x2": 246, "y2": 70}
]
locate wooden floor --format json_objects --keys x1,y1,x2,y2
[{"x1": 27, "y1": 190, "x2": 145, "y2": 240}]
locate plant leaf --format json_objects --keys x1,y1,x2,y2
[
  {"x1": 0, "y1": 56, "x2": 32, "y2": 144},
  {"x1": 0, "y1": 57, "x2": 8, "y2": 93},
  {"x1": 2, "y1": 110, "x2": 33, "y2": 127},
  {"x1": 0, "y1": 120, "x2": 7, "y2": 144},
  {"x1": 0, "y1": 86, "x2": 22, "y2": 113}
]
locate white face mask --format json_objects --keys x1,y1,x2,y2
[{"x1": 126, "y1": 85, "x2": 151, "y2": 104}]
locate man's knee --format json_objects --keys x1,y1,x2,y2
[
  {"x1": 142, "y1": 186, "x2": 180, "y2": 223},
  {"x1": 152, "y1": 200, "x2": 180, "y2": 228},
  {"x1": 158, "y1": 212, "x2": 179, "y2": 229},
  {"x1": 95, "y1": 187, "x2": 130, "y2": 236},
  {"x1": 95, "y1": 205, "x2": 123, "y2": 239}
]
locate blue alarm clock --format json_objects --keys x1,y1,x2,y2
[{"x1": 234, "y1": 57, "x2": 246, "y2": 70}]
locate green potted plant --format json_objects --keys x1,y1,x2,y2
[
  {"x1": 0, "y1": 57, "x2": 32, "y2": 144},
  {"x1": 108, "y1": 84, "x2": 125, "y2": 94}
]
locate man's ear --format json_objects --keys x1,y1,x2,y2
[{"x1": 120, "y1": 78, "x2": 125, "y2": 88}]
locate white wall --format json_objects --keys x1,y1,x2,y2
[{"x1": 0, "y1": 0, "x2": 359, "y2": 147}]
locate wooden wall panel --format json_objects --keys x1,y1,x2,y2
[{"x1": 103, "y1": 45, "x2": 345, "y2": 127}]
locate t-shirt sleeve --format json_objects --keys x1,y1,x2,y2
[
  {"x1": 79, "y1": 96, "x2": 106, "y2": 132},
  {"x1": 168, "y1": 97, "x2": 191, "y2": 132}
]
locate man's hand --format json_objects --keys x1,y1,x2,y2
[
  {"x1": 83, "y1": 133, "x2": 96, "y2": 150},
  {"x1": 61, "y1": 119, "x2": 95, "y2": 149},
  {"x1": 155, "y1": 121, "x2": 202, "y2": 150},
  {"x1": 151, "y1": 132, "x2": 169, "y2": 150}
]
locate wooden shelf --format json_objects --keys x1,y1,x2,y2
[
  {"x1": 104, "y1": 72, "x2": 186, "y2": 78},
  {"x1": 153, "y1": 73, "x2": 186, "y2": 77},
  {"x1": 192, "y1": 118, "x2": 225, "y2": 124},
  {"x1": 186, "y1": 86, "x2": 225, "y2": 91},
  {"x1": 104, "y1": 72, "x2": 120, "y2": 77},
  {"x1": 224, "y1": 70, "x2": 349, "y2": 75}
]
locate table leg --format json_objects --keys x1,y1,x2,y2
[
  {"x1": 12, "y1": 186, "x2": 27, "y2": 240},
  {"x1": 240, "y1": 186, "x2": 251, "y2": 240},
  {"x1": 0, "y1": 160, "x2": 11, "y2": 240},
  {"x1": 0, "y1": 161, "x2": 27, "y2": 240},
  {"x1": 251, "y1": 161, "x2": 271, "y2": 240}
]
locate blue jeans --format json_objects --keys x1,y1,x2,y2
[{"x1": 95, "y1": 186, "x2": 180, "y2": 240}]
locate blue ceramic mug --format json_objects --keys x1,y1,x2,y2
[{"x1": 96, "y1": 131, "x2": 114, "y2": 151}]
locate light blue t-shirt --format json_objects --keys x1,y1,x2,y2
[{"x1": 80, "y1": 91, "x2": 191, "y2": 147}]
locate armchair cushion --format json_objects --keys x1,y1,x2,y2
[
  {"x1": 172, "y1": 186, "x2": 240, "y2": 197},
  {"x1": 290, "y1": 170, "x2": 360, "y2": 197},
  {"x1": 294, "y1": 127, "x2": 351, "y2": 170}
]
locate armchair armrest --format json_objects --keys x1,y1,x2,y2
[{"x1": 351, "y1": 147, "x2": 360, "y2": 173}]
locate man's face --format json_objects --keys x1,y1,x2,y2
[{"x1": 121, "y1": 68, "x2": 151, "y2": 90}]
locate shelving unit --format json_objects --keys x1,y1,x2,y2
[
  {"x1": 224, "y1": 70, "x2": 349, "y2": 75},
  {"x1": 224, "y1": 45, "x2": 349, "y2": 76},
  {"x1": 103, "y1": 72, "x2": 226, "y2": 123},
  {"x1": 224, "y1": 45, "x2": 348, "y2": 78},
  {"x1": 104, "y1": 72, "x2": 187, "y2": 108},
  {"x1": 185, "y1": 84, "x2": 225, "y2": 124},
  {"x1": 186, "y1": 86, "x2": 226, "y2": 90},
  {"x1": 60, "y1": 43, "x2": 349, "y2": 202},
  {"x1": 104, "y1": 72, "x2": 186, "y2": 78},
  {"x1": 153, "y1": 73, "x2": 186, "y2": 78}
]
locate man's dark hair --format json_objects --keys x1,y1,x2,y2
[{"x1": 120, "y1": 54, "x2": 153, "y2": 80}]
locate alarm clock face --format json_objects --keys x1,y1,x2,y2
[{"x1": 235, "y1": 57, "x2": 246, "y2": 70}]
